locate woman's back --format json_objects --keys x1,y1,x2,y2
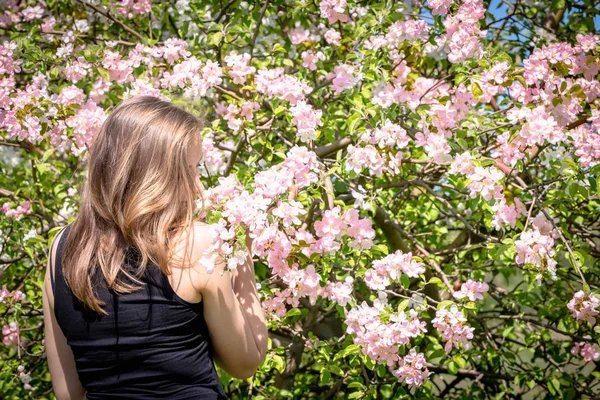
[{"x1": 50, "y1": 224, "x2": 227, "y2": 400}]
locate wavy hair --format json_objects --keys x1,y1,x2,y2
[{"x1": 61, "y1": 95, "x2": 206, "y2": 315}]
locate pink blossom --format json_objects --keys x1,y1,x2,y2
[
  {"x1": 342, "y1": 208, "x2": 375, "y2": 249},
  {"x1": 364, "y1": 250, "x2": 425, "y2": 290},
  {"x1": 364, "y1": 35, "x2": 388, "y2": 51},
  {"x1": 289, "y1": 28, "x2": 319, "y2": 45},
  {"x1": 240, "y1": 101, "x2": 260, "y2": 120},
  {"x1": 414, "y1": 128, "x2": 453, "y2": 165},
  {"x1": 576, "y1": 34, "x2": 599, "y2": 52},
  {"x1": 387, "y1": 20, "x2": 430, "y2": 44},
  {"x1": 263, "y1": 290, "x2": 289, "y2": 319},
  {"x1": 567, "y1": 291, "x2": 600, "y2": 325},
  {"x1": 289, "y1": 100, "x2": 323, "y2": 141},
  {"x1": 0, "y1": 286, "x2": 11, "y2": 303},
  {"x1": 12, "y1": 290, "x2": 25, "y2": 302},
  {"x1": 514, "y1": 212, "x2": 559, "y2": 282},
  {"x1": 2, "y1": 322, "x2": 20, "y2": 348},
  {"x1": 201, "y1": 60, "x2": 223, "y2": 86},
  {"x1": 392, "y1": 349, "x2": 431, "y2": 388},
  {"x1": 21, "y1": 6, "x2": 44, "y2": 21},
  {"x1": 280, "y1": 264, "x2": 322, "y2": 305},
  {"x1": 65, "y1": 57, "x2": 90, "y2": 83},
  {"x1": 428, "y1": 0, "x2": 454, "y2": 15},
  {"x1": 432, "y1": 305, "x2": 474, "y2": 352},
  {"x1": 102, "y1": 51, "x2": 133, "y2": 83},
  {"x1": 113, "y1": 0, "x2": 152, "y2": 18},
  {"x1": 253, "y1": 168, "x2": 294, "y2": 199},
  {"x1": 361, "y1": 120, "x2": 410, "y2": 149},
  {"x1": 89, "y1": 77, "x2": 112, "y2": 103},
  {"x1": 320, "y1": 0, "x2": 348, "y2": 24},
  {"x1": 65, "y1": 100, "x2": 108, "y2": 151},
  {"x1": 571, "y1": 342, "x2": 600, "y2": 362},
  {"x1": 465, "y1": 166, "x2": 505, "y2": 201},
  {"x1": 271, "y1": 200, "x2": 307, "y2": 227},
  {"x1": 0, "y1": 41, "x2": 22, "y2": 76},
  {"x1": 223, "y1": 104, "x2": 242, "y2": 131},
  {"x1": 346, "y1": 145, "x2": 387, "y2": 176},
  {"x1": 325, "y1": 64, "x2": 358, "y2": 93},
  {"x1": 161, "y1": 38, "x2": 191, "y2": 64},
  {"x1": 302, "y1": 50, "x2": 325, "y2": 71},
  {"x1": 491, "y1": 196, "x2": 527, "y2": 229},
  {"x1": 325, "y1": 276, "x2": 354, "y2": 307},
  {"x1": 324, "y1": 29, "x2": 341, "y2": 46},
  {"x1": 224, "y1": 52, "x2": 255, "y2": 85},
  {"x1": 255, "y1": 68, "x2": 312, "y2": 104},
  {"x1": 449, "y1": 151, "x2": 476, "y2": 175},
  {"x1": 346, "y1": 300, "x2": 426, "y2": 366},
  {"x1": 453, "y1": 279, "x2": 489, "y2": 301},
  {"x1": 3, "y1": 201, "x2": 32, "y2": 220}
]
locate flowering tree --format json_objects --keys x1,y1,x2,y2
[{"x1": 1, "y1": 0, "x2": 599, "y2": 398}]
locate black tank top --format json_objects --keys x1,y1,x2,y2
[{"x1": 50, "y1": 224, "x2": 228, "y2": 400}]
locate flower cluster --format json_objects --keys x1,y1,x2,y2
[
  {"x1": 345, "y1": 120, "x2": 411, "y2": 176},
  {"x1": 325, "y1": 64, "x2": 360, "y2": 94},
  {"x1": 453, "y1": 279, "x2": 489, "y2": 301},
  {"x1": 0, "y1": 286, "x2": 25, "y2": 303},
  {"x1": 514, "y1": 213, "x2": 560, "y2": 282},
  {"x1": 346, "y1": 297, "x2": 427, "y2": 366},
  {"x1": 113, "y1": 0, "x2": 152, "y2": 18},
  {"x1": 289, "y1": 100, "x2": 323, "y2": 141},
  {"x1": 319, "y1": 0, "x2": 348, "y2": 24},
  {"x1": 438, "y1": 0, "x2": 486, "y2": 63},
  {"x1": 391, "y1": 349, "x2": 431, "y2": 388},
  {"x1": 324, "y1": 276, "x2": 354, "y2": 307},
  {"x1": 2, "y1": 322, "x2": 20, "y2": 348},
  {"x1": 450, "y1": 152, "x2": 529, "y2": 230},
  {"x1": 364, "y1": 251, "x2": 426, "y2": 290},
  {"x1": 567, "y1": 291, "x2": 600, "y2": 326},
  {"x1": 432, "y1": 305, "x2": 475, "y2": 352},
  {"x1": 1, "y1": 201, "x2": 31, "y2": 220},
  {"x1": 570, "y1": 342, "x2": 600, "y2": 363}
]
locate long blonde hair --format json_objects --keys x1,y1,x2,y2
[{"x1": 61, "y1": 95, "x2": 205, "y2": 315}]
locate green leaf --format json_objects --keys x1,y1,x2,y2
[
  {"x1": 348, "y1": 381, "x2": 365, "y2": 390},
  {"x1": 337, "y1": 344, "x2": 361, "y2": 359},
  {"x1": 347, "y1": 112, "x2": 361, "y2": 134},
  {"x1": 453, "y1": 355, "x2": 466, "y2": 369},
  {"x1": 428, "y1": 277, "x2": 443, "y2": 286},
  {"x1": 329, "y1": 365, "x2": 344, "y2": 377},
  {"x1": 272, "y1": 354, "x2": 285, "y2": 373},
  {"x1": 348, "y1": 391, "x2": 364, "y2": 399},
  {"x1": 447, "y1": 361, "x2": 458, "y2": 375},
  {"x1": 548, "y1": 377, "x2": 561, "y2": 395},
  {"x1": 320, "y1": 368, "x2": 331, "y2": 384},
  {"x1": 437, "y1": 300, "x2": 455, "y2": 310},
  {"x1": 400, "y1": 274, "x2": 410, "y2": 289},
  {"x1": 286, "y1": 308, "x2": 302, "y2": 318},
  {"x1": 98, "y1": 67, "x2": 110, "y2": 81},
  {"x1": 397, "y1": 299, "x2": 410, "y2": 312},
  {"x1": 471, "y1": 82, "x2": 483, "y2": 100},
  {"x1": 209, "y1": 31, "x2": 222, "y2": 46}
]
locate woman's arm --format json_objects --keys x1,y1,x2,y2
[
  {"x1": 189, "y1": 223, "x2": 268, "y2": 379},
  {"x1": 42, "y1": 228, "x2": 87, "y2": 400}
]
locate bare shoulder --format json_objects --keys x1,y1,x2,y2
[{"x1": 168, "y1": 221, "x2": 226, "y2": 292}]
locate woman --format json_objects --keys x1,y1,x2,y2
[{"x1": 42, "y1": 96, "x2": 268, "y2": 400}]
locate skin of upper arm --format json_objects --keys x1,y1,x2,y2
[
  {"x1": 188, "y1": 223, "x2": 266, "y2": 379},
  {"x1": 42, "y1": 228, "x2": 86, "y2": 400}
]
